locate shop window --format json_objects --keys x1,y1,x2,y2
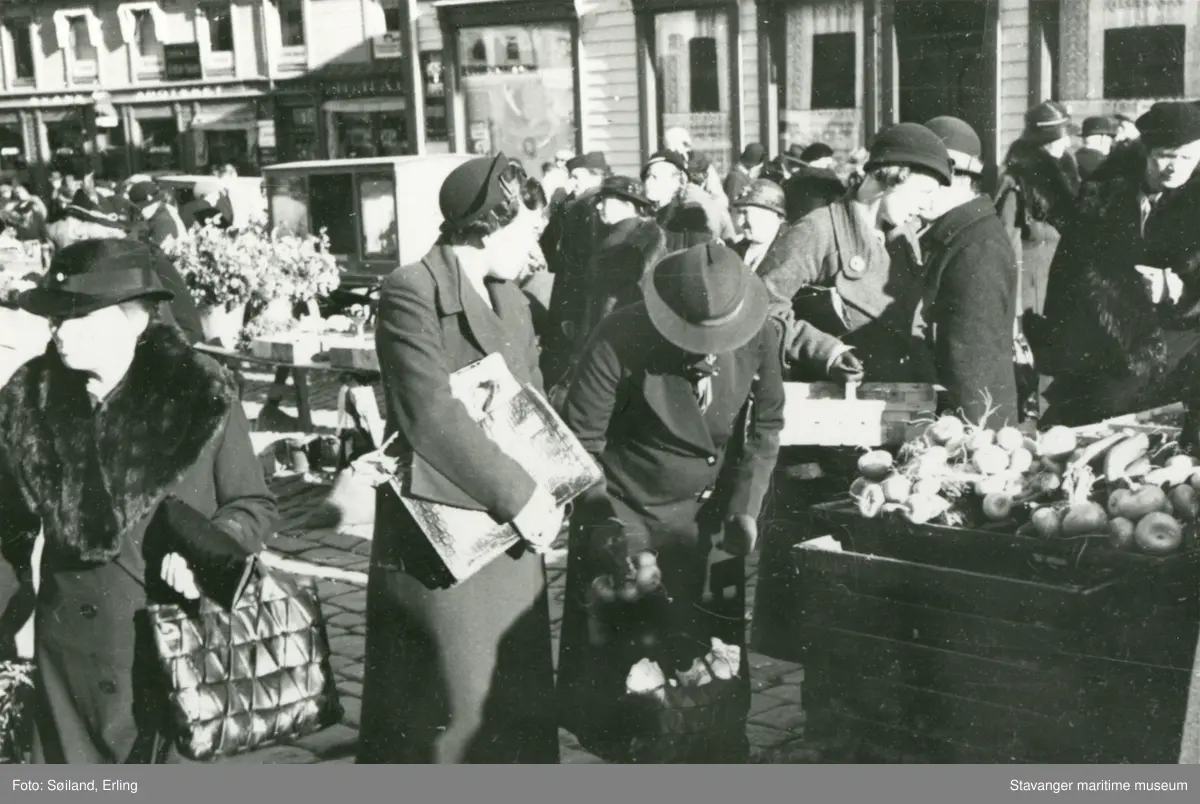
[
  {"x1": 358, "y1": 172, "x2": 398, "y2": 260},
  {"x1": 653, "y1": 9, "x2": 732, "y2": 173},
  {"x1": 3, "y1": 20, "x2": 35, "y2": 86},
  {"x1": 308, "y1": 173, "x2": 357, "y2": 256},
  {"x1": 139, "y1": 118, "x2": 179, "y2": 172},
  {"x1": 46, "y1": 118, "x2": 86, "y2": 159},
  {"x1": 421, "y1": 51, "x2": 448, "y2": 143},
  {"x1": 330, "y1": 110, "x2": 408, "y2": 159},
  {"x1": 0, "y1": 122, "x2": 25, "y2": 172},
  {"x1": 1104, "y1": 26, "x2": 1185, "y2": 100},
  {"x1": 811, "y1": 32, "x2": 855, "y2": 110},
  {"x1": 457, "y1": 23, "x2": 576, "y2": 176}
]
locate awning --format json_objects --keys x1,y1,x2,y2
[{"x1": 191, "y1": 102, "x2": 257, "y2": 130}]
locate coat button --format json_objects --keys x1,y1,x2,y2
[
  {"x1": 79, "y1": 603, "x2": 98, "y2": 619},
  {"x1": 706, "y1": 456, "x2": 717, "y2": 466},
  {"x1": 98, "y1": 680, "x2": 118, "y2": 695}
]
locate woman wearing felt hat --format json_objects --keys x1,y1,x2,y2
[
  {"x1": 357, "y1": 153, "x2": 563, "y2": 764},
  {"x1": 0, "y1": 239, "x2": 277, "y2": 763},
  {"x1": 556, "y1": 242, "x2": 785, "y2": 762}
]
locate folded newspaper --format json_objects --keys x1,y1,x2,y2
[{"x1": 388, "y1": 353, "x2": 603, "y2": 581}]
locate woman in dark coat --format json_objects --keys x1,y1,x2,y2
[
  {"x1": 0, "y1": 239, "x2": 277, "y2": 763},
  {"x1": 1024, "y1": 102, "x2": 1200, "y2": 431},
  {"x1": 556, "y1": 242, "x2": 785, "y2": 762},
  {"x1": 358, "y1": 154, "x2": 563, "y2": 764}
]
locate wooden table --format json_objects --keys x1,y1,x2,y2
[{"x1": 195, "y1": 342, "x2": 378, "y2": 432}]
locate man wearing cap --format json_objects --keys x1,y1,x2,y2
[
  {"x1": 642, "y1": 148, "x2": 718, "y2": 252},
  {"x1": 920, "y1": 117, "x2": 1019, "y2": 424},
  {"x1": 129, "y1": 180, "x2": 186, "y2": 249},
  {"x1": 724, "y1": 143, "x2": 766, "y2": 219},
  {"x1": 798, "y1": 142, "x2": 837, "y2": 171},
  {"x1": 756, "y1": 122, "x2": 950, "y2": 384},
  {"x1": 995, "y1": 101, "x2": 1082, "y2": 335},
  {"x1": 1076, "y1": 117, "x2": 1118, "y2": 181},
  {"x1": 731, "y1": 178, "x2": 786, "y2": 271},
  {"x1": 557, "y1": 241, "x2": 784, "y2": 763},
  {"x1": 541, "y1": 150, "x2": 611, "y2": 387},
  {"x1": 576, "y1": 176, "x2": 665, "y2": 352},
  {"x1": 1026, "y1": 101, "x2": 1200, "y2": 430},
  {"x1": 684, "y1": 152, "x2": 736, "y2": 241}
]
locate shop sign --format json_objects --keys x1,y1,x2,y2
[
  {"x1": 132, "y1": 84, "x2": 262, "y2": 104},
  {"x1": 323, "y1": 76, "x2": 406, "y2": 100},
  {"x1": 164, "y1": 43, "x2": 203, "y2": 81},
  {"x1": 373, "y1": 33, "x2": 403, "y2": 60},
  {"x1": 257, "y1": 119, "x2": 277, "y2": 149}
]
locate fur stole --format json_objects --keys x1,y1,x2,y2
[
  {"x1": 1001, "y1": 139, "x2": 1081, "y2": 229},
  {"x1": 0, "y1": 323, "x2": 236, "y2": 563},
  {"x1": 581, "y1": 217, "x2": 667, "y2": 342}
]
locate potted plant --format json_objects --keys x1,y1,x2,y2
[{"x1": 164, "y1": 220, "x2": 270, "y2": 347}]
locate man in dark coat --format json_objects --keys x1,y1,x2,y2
[
  {"x1": 731, "y1": 178, "x2": 786, "y2": 272},
  {"x1": 1076, "y1": 116, "x2": 1117, "y2": 181},
  {"x1": 921, "y1": 117, "x2": 1019, "y2": 425},
  {"x1": 540, "y1": 151, "x2": 609, "y2": 388},
  {"x1": 576, "y1": 176, "x2": 666, "y2": 351},
  {"x1": 723, "y1": 143, "x2": 766, "y2": 233},
  {"x1": 1025, "y1": 102, "x2": 1200, "y2": 431},
  {"x1": 557, "y1": 242, "x2": 784, "y2": 762},
  {"x1": 129, "y1": 180, "x2": 186, "y2": 249},
  {"x1": 756, "y1": 122, "x2": 953, "y2": 384}
]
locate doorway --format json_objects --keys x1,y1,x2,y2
[{"x1": 893, "y1": 0, "x2": 990, "y2": 149}]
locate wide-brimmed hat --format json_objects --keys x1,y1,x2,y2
[
  {"x1": 598, "y1": 175, "x2": 650, "y2": 208},
  {"x1": 439, "y1": 153, "x2": 522, "y2": 230},
  {"x1": 642, "y1": 242, "x2": 769, "y2": 355},
  {"x1": 20, "y1": 238, "x2": 174, "y2": 320},
  {"x1": 732, "y1": 179, "x2": 786, "y2": 217}
]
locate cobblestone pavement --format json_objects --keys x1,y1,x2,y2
[{"x1": 239, "y1": 370, "x2": 811, "y2": 765}]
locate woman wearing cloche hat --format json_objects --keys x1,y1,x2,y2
[
  {"x1": 357, "y1": 153, "x2": 563, "y2": 764},
  {"x1": 0, "y1": 238, "x2": 277, "y2": 763},
  {"x1": 556, "y1": 242, "x2": 784, "y2": 762}
]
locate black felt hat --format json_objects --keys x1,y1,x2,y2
[
  {"x1": 865, "y1": 123, "x2": 953, "y2": 186},
  {"x1": 1081, "y1": 116, "x2": 1118, "y2": 138},
  {"x1": 598, "y1": 175, "x2": 650, "y2": 208},
  {"x1": 1136, "y1": 102, "x2": 1200, "y2": 149},
  {"x1": 438, "y1": 153, "x2": 522, "y2": 229},
  {"x1": 20, "y1": 238, "x2": 174, "y2": 320},
  {"x1": 566, "y1": 151, "x2": 609, "y2": 173},
  {"x1": 1022, "y1": 101, "x2": 1071, "y2": 144},
  {"x1": 924, "y1": 116, "x2": 985, "y2": 176},
  {"x1": 642, "y1": 242, "x2": 769, "y2": 355},
  {"x1": 641, "y1": 149, "x2": 687, "y2": 179}
]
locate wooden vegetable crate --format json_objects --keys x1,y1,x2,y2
[{"x1": 784, "y1": 535, "x2": 1200, "y2": 763}]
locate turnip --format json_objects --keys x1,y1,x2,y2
[
  {"x1": 1038, "y1": 426, "x2": 1078, "y2": 459},
  {"x1": 1008, "y1": 447, "x2": 1034, "y2": 474},
  {"x1": 974, "y1": 475, "x2": 1009, "y2": 497},
  {"x1": 1030, "y1": 507, "x2": 1062, "y2": 539},
  {"x1": 1170, "y1": 484, "x2": 1200, "y2": 522},
  {"x1": 928, "y1": 415, "x2": 965, "y2": 446},
  {"x1": 1061, "y1": 502, "x2": 1108, "y2": 536},
  {"x1": 1166, "y1": 454, "x2": 1196, "y2": 469},
  {"x1": 966, "y1": 429, "x2": 995, "y2": 453},
  {"x1": 995, "y1": 426, "x2": 1025, "y2": 453},
  {"x1": 857, "y1": 450, "x2": 894, "y2": 481},
  {"x1": 1108, "y1": 517, "x2": 1136, "y2": 550},
  {"x1": 981, "y1": 493, "x2": 1014, "y2": 521},
  {"x1": 973, "y1": 444, "x2": 1010, "y2": 475},
  {"x1": 881, "y1": 475, "x2": 913, "y2": 504}
]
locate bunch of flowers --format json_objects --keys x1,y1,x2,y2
[
  {"x1": 0, "y1": 659, "x2": 34, "y2": 763},
  {"x1": 164, "y1": 219, "x2": 271, "y2": 311},
  {"x1": 268, "y1": 225, "x2": 340, "y2": 304}
]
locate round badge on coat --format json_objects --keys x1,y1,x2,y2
[{"x1": 847, "y1": 256, "x2": 866, "y2": 275}]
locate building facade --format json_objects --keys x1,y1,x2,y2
[{"x1": 0, "y1": 0, "x2": 1190, "y2": 182}]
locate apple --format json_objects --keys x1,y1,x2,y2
[
  {"x1": 1115, "y1": 485, "x2": 1169, "y2": 520},
  {"x1": 1108, "y1": 517, "x2": 1136, "y2": 550},
  {"x1": 1133, "y1": 512, "x2": 1184, "y2": 555}
]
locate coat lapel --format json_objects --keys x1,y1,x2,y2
[
  {"x1": 426, "y1": 246, "x2": 511, "y2": 358},
  {"x1": 642, "y1": 371, "x2": 717, "y2": 455}
]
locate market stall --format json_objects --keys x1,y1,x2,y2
[{"x1": 755, "y1": 405, "x2": 1200, "y2": 763}]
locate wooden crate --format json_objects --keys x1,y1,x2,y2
[
  {"x1": 785, "y1": 536, "x2": 1200, "y2": 763},
  {"x1": 248, "y1": 333, "x2": 323, "y2": 364},
  {"x1": 809, "y1": 500, "x2": 1200, "y2": 577},
  {"x1": 324, "y1": 335, "x2": 379, "y2": 372},
  {"x1": 779, "y1": 382, "x2": 937, "y2": 448}
]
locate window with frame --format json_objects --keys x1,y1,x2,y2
[
  {"x1": 381, "y1": 0, "x2": 402, "y2": 34},
  {"x1": 810, "y1": 32, "x2": 856, "y2": 109},
  {"x1": 1104, "y1": 25, "x2": 1185, "y2": 100},
  {"x1": 278, "y1": 0, "x2": 306, "y2": 47},
  {"x1": 4, "y1": 20, "x2": 35, "y2": 84},
  {"x1": 133, "y1": 9, "x2": 159, "y2": 58},
  {"x1": 68, "y1": 16, "x2": 98, "y2": 68},
  {"x1": 203, "y1": 2, "x2": 235, "y2": 53}
]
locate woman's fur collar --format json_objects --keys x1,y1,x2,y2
[
  {"x1": 598, "y1": 216, "x2": 666, "y2": 258},
  {"x1": 0, "y1": 323, "x2": 237, "y2": 563},
  {"x1": 1003, "y1": 139, "x2": 1081, "y2": 226}
]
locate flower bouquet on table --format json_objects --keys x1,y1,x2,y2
[{"x1": 0, "y1": 659, "x2": 34, "y2": 764}]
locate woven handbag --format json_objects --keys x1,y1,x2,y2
[
  {"x1": 623, "y1": 658, "x2": 748, "y2": 764},
  {"x1": 145, "y1": 557, "x2": 343, "y2": 761}
]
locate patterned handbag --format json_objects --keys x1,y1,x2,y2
[{"x1": 145, "y1": 557, "x2": 343, "y2": 761}]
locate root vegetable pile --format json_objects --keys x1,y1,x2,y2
[{"x1": 847, "y1": 413, "x2": 1196, "y2": 557}]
